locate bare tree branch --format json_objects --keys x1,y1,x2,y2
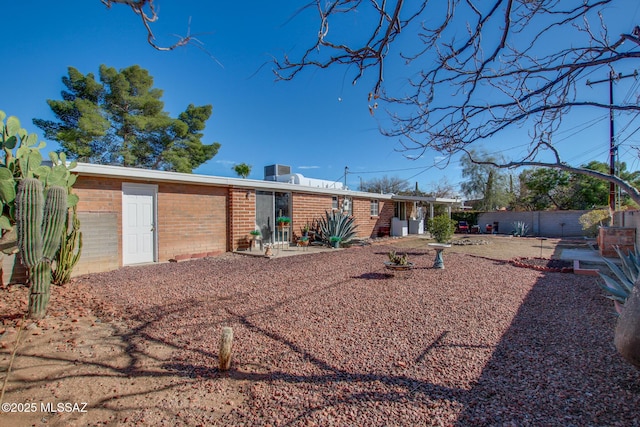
[
  {"x1": 274, "y1": 0, "x2": 640, "y2": 204},
  {"x1": 101, "y1": 0, "x2": 194, "y2": 51}
]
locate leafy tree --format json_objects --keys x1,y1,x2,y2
[
  {"x1": 518, "y1": 168, "x2": 573, "y2": 211},
  {"x1": 572, "y1": 161, "x2": 640, "y2": 209},
  {"x1": 570, "y1": 161, "x2": 611, "y2": 209},
  {"x1": 517, "y1": 162, "x2": 640, "y2": 210},
  {"x1": 361, "y1": 175, "x2": 410, "y2": 194},
  {"x1": 233, "y1": 163, "x2": 252, "y2": 179},
  {"x1": 273, "y1": 0, "x2": 640, "y2": 206},
  {"x1": 34, "y1": 65, "x2": 220, "y2": 173}
]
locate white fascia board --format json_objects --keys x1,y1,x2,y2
[
  {"x1": 72, "y1": 163, "x2": 394, "y2": 199},
  {"x1": 390, "y1": 194, "x2": 463, "y2": 204}
]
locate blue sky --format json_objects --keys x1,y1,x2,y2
[{"x1": 2, "y1": 1, "x2": 640, "y2": 195}]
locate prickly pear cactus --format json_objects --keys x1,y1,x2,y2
[
  {"x1": 16, "y1": 178, "x2": 68, "y2": 319},
  {"x1": 0, "y1": 111, "x2": 78, "y2": 235},
  {"x1": 1, "y1": 111, "x2": 79, "y2": 318}
]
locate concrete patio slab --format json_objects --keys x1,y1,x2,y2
[{"x1": 559, "y1": 248, "x2": 605, "y2": 263}]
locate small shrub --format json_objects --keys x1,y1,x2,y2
[
  {"x1": 579, "y1": 209, "x2": 610, "y2": 237},
  {"x1": 427, "y1": 215, "x2": 457, "y2": 243}
]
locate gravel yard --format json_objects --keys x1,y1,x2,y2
[{"x1": 2, "y1": 240, "x2": 639, "y2": 426}]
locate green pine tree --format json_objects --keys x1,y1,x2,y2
[{"x1": 34, "y1": 65, "x2": 220, "y2": 173}]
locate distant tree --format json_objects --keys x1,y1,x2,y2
[
  {"x1": 233, "y1": 163, "x2": 252, "y2": 179},
  {"x1": 516, "y1": 161, "x2": 640, "y2": 210},
  {"x1": 34, "y1": 65, "x2": 220, "y2": 173},
  {"x1": 460, "y1": 150, "x2": 511, "y2": 211},
  {"x1": 361, "y1": 175, "x2": 410, "y2": 194},
  {"x1": 426, "y1": 177, "x2": 458, "y2": 199},
  {"x1": 517, "y1": 168, "x2": 573, "y2": 211},
  {"x1": 570, "y1": 161, "x2": 611, "y2": 209},
  {"x1": 571, "y1": 161, "x2": 640, "y2": 209}
]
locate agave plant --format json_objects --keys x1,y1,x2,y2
[
  {"x1": 317, "y1": 210, "x2": 358, "y2": 245},
  {"x1": 598, "y1": 245, "x2": 639, "y2": 315},
  {"x1": 511, "y1": 221, "x2": 529, "y2": 237}
]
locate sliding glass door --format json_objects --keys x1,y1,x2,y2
[{"x1": 256, "y1": 191, "x2": 291, "y2": 244}]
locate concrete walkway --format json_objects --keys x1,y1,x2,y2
[
  {"x1": 235, "y1": 243, "x2": 339, "y2": 258},
  {"x1": 558, "y1": 247, "x2": 614, "y2": 276},
  {"x1": 559, "y1": 248, "x2": 606, "y2": 263}
]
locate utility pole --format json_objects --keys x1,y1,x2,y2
[
  {"x1": 344, "y1": 166, "x2": 349, "y2": 189},
  {"x1": 587, "y1": 70, "x2": 638, "y2": 211}
]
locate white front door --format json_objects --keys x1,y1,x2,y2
[{"x1": 122, "y1": 184, "x2": 157, "y2": 265}]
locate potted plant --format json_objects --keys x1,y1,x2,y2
[
  {"x1": 329, "y1": 236, "x2": 341, "y2": 248},
  {"x1": 276, "y1": 216, "x2": 291, "y2": 228},
  {"x1": 264, "y1": 243, "x2": 273, "y2": 257},
  {"x1": 250, "y1": 229, "x2": 261, "y2": 238},
  {"x1": 384, "y1": 250, "x2": 414, "y2": 271},
  {"x1": 301, "y1": 223, "x2": 310, "y2": 237}
]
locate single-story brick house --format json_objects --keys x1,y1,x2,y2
[{"x1": 2, "y1": 162, "x2": 462, "y2": 282}]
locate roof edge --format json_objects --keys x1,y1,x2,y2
[{"x1": 72, "y1": 162, "x2": 395, "y2": 199}]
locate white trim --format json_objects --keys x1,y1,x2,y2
[{"x1": 74, "y1": 162, "x2": 461, "y2": 205}]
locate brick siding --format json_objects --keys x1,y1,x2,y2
[
  {"x1": 229, "y1": 187, "x2": 256, "y2": 251},
  {"x1": 61, "y1": 172, "x2": 397, "y2": 277},
  {"x1": 157, "y1": 182, "x2": 227, "y2": 261}
]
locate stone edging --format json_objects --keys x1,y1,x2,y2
[{"x1": 510, "y1": 257, "x2": 573, "y2": 273}]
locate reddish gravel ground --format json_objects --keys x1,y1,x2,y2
[{"x1": 1, "y1": 241, "x2": 640, "y2": 426}]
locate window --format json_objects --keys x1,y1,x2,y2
[
  {"x1": 370, "y1": 199, "x2": 379, "y2": 216},
  {"x1": 332, "y1": 196, "x2": 339, "y2": 210}
]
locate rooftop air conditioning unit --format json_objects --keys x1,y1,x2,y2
[{"x1": 264, "y1": 164, "x2": 291, "y2": 181}]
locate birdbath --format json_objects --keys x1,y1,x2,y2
[{"x1": 428, "y1": 243, "x2": 452, "y2": 269}]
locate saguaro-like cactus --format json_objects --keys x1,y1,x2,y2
[
  {"x1": 16, "y1": 178, "x2": 67, "y2": 319},
  {"x1": 52, "y1": 206, "x2": 83, "y2": 285}
]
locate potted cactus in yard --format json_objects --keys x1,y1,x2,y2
[
  {"x1": 385, "y1": 250, "x2": 414, "y2": 271},
  {"x1": 329, "y1": 236, "x2": 341, "y2": 248}
]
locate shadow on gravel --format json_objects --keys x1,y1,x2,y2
[
  {"x1": 453, "y1": 270, "x2": 640, "y2": 426},
  {"x1": 353, "y1": 272, "x2": 394, "y2": 280},
  {"x1": 117, "y1": 249, "x2": 638, "y2": 425},
  {"x1": 6, "y1": 243, "x2": 639, "y2": 425}
]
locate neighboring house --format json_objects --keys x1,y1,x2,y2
[{"x1": 1, "y1": 163, "x2": 463, "y2": 283}]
